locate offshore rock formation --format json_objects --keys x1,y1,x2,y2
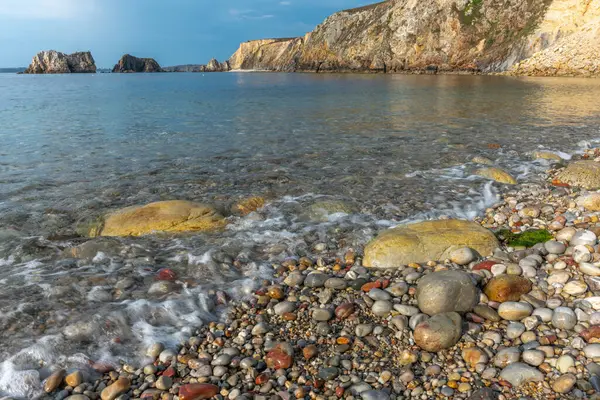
[
  {"x1": 163, "y1": 59, "x2": 230, "y2": 73},
  {"x1": 229, "y1": 0, "x2": 600, "y2": 76},
  {"x1": 23, "y1": 51, "x2": 96, "y2": 74},
  {"x1": 112, "y1": 54, "x2": 163, "y2": 73}
]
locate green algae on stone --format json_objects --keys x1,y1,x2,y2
[{"x1": 496, "y1": 229, "x2": 553, "y2": 248}]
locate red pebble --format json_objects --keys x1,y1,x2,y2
[
  {"x1": 163, "y1": 366, "x2": 176, "y2": 377},
  {"x1": 472, "y1": 260, "x2": 496, "y2": 271},
  {"x1": 336, "y1": 386, "x2": 345, "y2": 397},
  {"x1": 178, "y1": 384, "x2": 219, "y2": 400},
  {"x1": 91, "y1": 362, "x2": 114, "y2": 373},
  {"x1": 255, "y1": 373, "x2": 270, "y2": 385},
  {"x1": 361, "y1": 281, "x2": 382, "y2": 292},
  {"x1": 265, "y1": 344, "x2": 293, "y2": 369},
  {"x1": 581, "y1": 325, "x2": 600, "y2": 342},
  {"x1": 157, "y1": 268, "x2": 177, "y2": 281}
]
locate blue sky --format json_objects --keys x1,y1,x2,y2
[{"x1": 0, "y1": 0, "x2": 370, "y2": 68}]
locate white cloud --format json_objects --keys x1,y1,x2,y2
[
  {"x1": 279, "y1": 1, "x2": 292, "y2": 5},
  {"x1": 0, "y1": 0, "x2": 95, "y2": 19},
  {"x1": 228, "y1": 8, "x2": 274, "y2": 20}
]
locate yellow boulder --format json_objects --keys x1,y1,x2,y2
[
  {"x1": 363, "y1": 219, "x2": 499, "y2": 268},
  {"x1": 576, "y1": 193, "x2": 600, "y2": 211},
  {"x1": 532, "y1": 151, "x2": 563, "y2": 161},
  {"x1": 556, "y1": 161, "x2": 600, "y2": 189},
  {"x1": 475, "y1": 167, "x2": 517, "y2": 185},
  {"x1": 94, "y1": 200, "x2": 226, "y2": 237}
]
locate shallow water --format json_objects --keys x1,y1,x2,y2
[{"x1": 1, "y1": 72, "x2": 600, "y2": 398}]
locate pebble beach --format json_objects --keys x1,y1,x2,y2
[{"x1": 19, "y1": 147, "x2": 600, "y2": 400}]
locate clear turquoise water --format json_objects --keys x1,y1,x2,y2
[{"x1": 1, "y1": 72, "x2": 600, "y2": 398}]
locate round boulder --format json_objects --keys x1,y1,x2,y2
[
  {"x1": 416, "y1": 270, "x2": 479, "y2": 316},
  {"x1": 364, "y1": 219, "x2": 499, "y2": 268},
  {"x1": 414, "y1": 312, "x2": 462, "y2": 352},
  {"x1": 95, "y1": 200, "x2": 227, "y2": 237},
  {"x1": 556, "y1": 161, "x2": 600, "y2": 189}
]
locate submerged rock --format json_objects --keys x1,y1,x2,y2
[
  {"x1": 112, "y1": 54, "x2": 162, "y2": 73},
  {"x1": 363, "y1": 219, "x2": 499, "y2": 268},
  {"x1": 23, "y1": 50, "x2": 96, "y2": 74},
  {"x1": 94, "y1": 200, "x2": 226, "y2": 237},
  {"x1": 306, "y1": 200, "x2": 357, "y2": 222},
  {"x1": 475, "y1": 167, "x2": 517, "y2": 185}
]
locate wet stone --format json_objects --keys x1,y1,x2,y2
[
  {"x1": 100, "y1": 378, "x2": 131, "y2": 400},
  {"x1": 318, "y1": 367, "x2": 340, "y2": 381},
  {"x1": 44, "y1": 369, "x2": 66, "y2": 393},
  {"x1": 304, "y1": 273, "x2": 329, "y2": 288},
  {"x1": 178, "y1": 383, "x2": 219, "y2": 400}
]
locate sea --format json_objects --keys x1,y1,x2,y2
[{"x1": 1, "y1": 72, "x2": 600, "y2": 398}]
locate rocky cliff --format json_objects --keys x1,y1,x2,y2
[
  {"x1": 23, "y1": 51, "x2": 96, "y2": 74},
  {"x1": 163, "y1": 59, "x2": 231, "y2": 73},
  {"x1": 229, "y1": 0, "x2": 600, "y2": 76},
  {"x1": 112, "y1": 54, "x2": 163, "y2": 73}
]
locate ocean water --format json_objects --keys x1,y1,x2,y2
[{"x1": 1, "y1": 72, "x2": 600, "y2": 398}]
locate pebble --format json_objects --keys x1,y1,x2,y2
[
  {"x1": 44, "y1": 369, "x2": 66, "y2": 393},
  {"x1": 371, "y1": 300, "x2": 392, "y2": 316},
  {"x1": 552, "y1": 373, "x2": 577, "y2": 393},
  {"x1": 563, "y1": 280, "x2": 588, "y2": 295},
  {"x1": 499, "y1": 363, "x2": 544, "y2": 387},
  {"x1": 449, "y1": 247, "x2": 476, "y2": 265},
  {"x1": 585, "y1": 344, "x2": 600, "y2": 358},
  {"x1": 274, "y1": 301, "x2": 296, "y2": 315},
  {"x1": 155, "y1": 376, "x2": 172, "y2": 390},
  {"x1": 545, "y1": 240, "x2": 566, "y2": 254},
  {"x1": 552, "y1": 306, "x2": 577, "y2": 329},
  {"x1": 414, "y1": 312, "x2": 462, "y2": 352},
  {"x1": 304, "y1": 273, "x2": 329, "y2": 288},
  {"x1": 312, "y1": 308, "x2": 333, "y2": 321},
  {"x1": 100, "y1": 378, "x2": 130, "y2": 400},
  {"x1": 498, "y1": 302, "x2": 533, "y2": 320},
  {"x1": 522, "y1": 350, "x2": 545, "y2": 366}
]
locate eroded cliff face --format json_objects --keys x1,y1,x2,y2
[
  {"x1": 23, "y1": 51, "x2": 96, "y2": 74},
  {"x1": 229, "y1": 0, "x2": 600, "y2": 76},
  {"x1": 112, "y1": 54, "x2": 163, "y2": 73}
]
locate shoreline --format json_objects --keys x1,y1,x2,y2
[{"x1": 27, "y1": 149, "x2": 600, "y2": 400}]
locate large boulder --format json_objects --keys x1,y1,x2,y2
[
  {"x1": 416, "y1": 270, "x2": 479, "y2": 316},
  {"x1": 23, "y1": 51, "x2": 96, "y2": 74},
  {"x1": 475, "y1": 167, "x2": 517, "y2": 185},
  {"x1": 363, "y1": 219, "x2": 499, "y2": 268},
  {"x1": 113, "y1": 54, "x2": 163, "y2": 73},
  {"x1": 557, "y1": 161, "x2": 600, "y2": 189},
  {"x1": 92, "y1": 200, "x2": 226, "y2": 237}
]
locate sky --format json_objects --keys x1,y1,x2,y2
[{"x1": 0, "y1": 0, "x2": 371, "y2": 68}]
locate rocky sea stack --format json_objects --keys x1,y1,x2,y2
[
  {"x1": 112, "y1": 54, "x2": 163, "y2": 73},
  {"x1": 23, "y1": 50, "x2": 96, "y2": 74},
  {"x1": 229, "y1": 0, "x2": 600, "y2": 76}
]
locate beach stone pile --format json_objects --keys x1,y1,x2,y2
[{"x1": 35, "y1": 150, "x2": 600, "y2": 400}]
